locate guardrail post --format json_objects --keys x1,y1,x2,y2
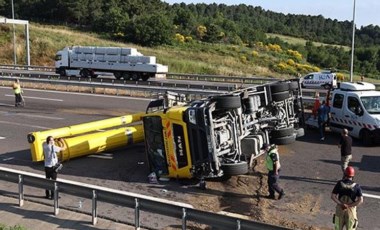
[
  {"x1": 92, "y1": 190, "x2": 98, "y2": 225},
  {"x1": 135, "y1": 198, "x2": 140, "y2": 229},
  {"x1": 181, "y1": 208, "x2": 187, "y2": 230},
  {"x1": 53, "y1": 182, "x2": 59, "y2": 215},
  {"x1": 18, "y1": 175, "x2": 24, "y2": 207},
  {"x1": 236, "y1": 219, "x2": 241, "y2": 230}
]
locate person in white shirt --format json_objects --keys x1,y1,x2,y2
[{"x1": 43, "y1": 136, "x2": 66, "y2": 199}]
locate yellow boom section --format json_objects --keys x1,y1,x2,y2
[
  {"x1": 27, "y1": 112, "x2": 145, "y2": 161},
  {"x1": 60, "y1": 125, "x2": 144, "y2": 161}
]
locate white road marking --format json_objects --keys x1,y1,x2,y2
[
  {"x1": 0, "y1": 136, "x2": 5, "y2": 140},
  {"x1": 1, "y1": 87, "x2": 152, "y2": 101},
  {"x1": 5, "y1": 94, "x2": 63, "y2": 102},
  {"x1": 363, "y1": 193, "x2": 380, "y2": 199},
  {"x1": 0, "y1": 103, "x2": 14, "y2": 107},
  {"x1": 0, "y1": 111, "x2": 63, "y2": 120},
  {"x1": 0, "y1": 120, "x2": 51, "y2": 130}
]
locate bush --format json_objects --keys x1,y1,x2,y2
[{"x1": 336, "y1": 72, "x2": 345, "y2": 81}]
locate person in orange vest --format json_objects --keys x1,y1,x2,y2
[{"x1": 331, "y1": 166, "x2": 363, "y2": 230}]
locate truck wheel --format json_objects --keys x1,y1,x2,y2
[
  {"x1": 294, "y1": 128, "x2": 305, "y2": 138},
  {"x1": 122, "y1": 72, "x2": 131, "y2": 80},
  {"x1": 131, "y1": 73, "x2": 140, "y2": 81},
  {"x1": 213, "y1": 95, "x2": 241, "y2": 110},
  {"x1": 271, "y1": 127, "x2": 295, "y2": 138},
  {"x1": 360, "y1": 129, "x2": 373, "y2": 146},
  {"x1": 271, "y1": 134, "x2": 296, "y2": 145},
  {"x1": 288, "y1": 81, "x2": 299, "y2": 91},
  {"x1": 271, "y1": 91, "x2": 290, "y2": 102},
  {"x1": 58, "y1": 68, "x2": 66, "y2": 77},
  {"x1": 221, "y1": 161, "x2": 249, "y2": 176},
  {"x1": 114, "y1": 72, "x2": 122, "y2": 80},
  {"x1": 323, "y1": 84, "x2": 332, "y2": 90},
  {"x1": 80, "y1": 69, "x2": 90, "y2": 78},
  {"x1": 270, "y1": 83, "x2": 289, "y2": 93},
  {"x1": 141, "y1": 75, "x2": 150, "y2": 81}
]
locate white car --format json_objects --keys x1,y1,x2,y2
[{"x1": 300, "y1": 71, "x2": 337, "y2": 89}]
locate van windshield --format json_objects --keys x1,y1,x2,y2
[{"x1": 360, "y1": 96, "x2": 380, "y2": 114}]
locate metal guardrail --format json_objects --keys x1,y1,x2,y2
[
  {"x1": 0, "y1": 166, "x2": 288, "y2": 230},
  {"x1": 0, "y1": 64, "x2": 279, "y2": 85},
  {"x1": 0, "y1": 75, "x2": 228, "y2": 98}
]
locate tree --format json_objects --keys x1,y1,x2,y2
[{"x1": 129, "y1": 13, "x2": 174, "y2": 46}]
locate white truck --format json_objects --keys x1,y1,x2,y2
[
  {"x1": 306, "y1": 82, "x2": 380, "y2": 145},
  {"x1": 55, "y1": 46, "x2": 168, "y2": 81}
]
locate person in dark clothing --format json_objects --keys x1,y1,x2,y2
[
  {"x1": 317, "y1": 100, "x2": 329, "y2": 141},
  {"x1": 331, "y1": 166, "x2": 363, "y2": 230},
  {"x1": 338, "y1": 129, "x2": 353, "y2": 172},
  {"x1": 263, "y1": 143, "x2": 285, "y2": 200}
]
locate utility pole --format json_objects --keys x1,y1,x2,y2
[
  {"x1": 350, "y1": 0, "x2": 356, "y2": 82},
  {"x1": 12, "y1": 0, "x2": 17, "y2": 66}
]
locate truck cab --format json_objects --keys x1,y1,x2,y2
[
  {"x1": 142, "y1": 80, "x2": 304, "y2": 180},
  {"x1": 329, "y1": 82, "x2": 380, "y2": 145}
]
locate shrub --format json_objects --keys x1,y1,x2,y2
[
  {"x1": 287, "y1": 49, "x2": 303, "y2": 61},
  {"x1": 287, "y1": 59, "x2": 295, "y2": 66},
  {"x1": 175, "y1": 33, "x2": 185, "y2": 43},
  {"x1": 252, "y1": 51, "x2": 259, "y2": 57},
  {"x1": 336, "y1": 72, "x2": 345, "y2": 81},
  {"x1": 267, "y1": 44, "x2": 282, "y2": 53}
]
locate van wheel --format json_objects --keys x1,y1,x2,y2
[
  {"x1": 324, "y1": 84, "x2": 331, "y2": 90},
  {"x1": 80, "y1": 69, "x2": 90, "y2": 78},
  {"x1": 360, "y1": 129, "x2": 373, "y2": 146}
]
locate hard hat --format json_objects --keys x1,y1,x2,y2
[{"x1": 345, "y1": 166, "x2": 355, "y2": 177}]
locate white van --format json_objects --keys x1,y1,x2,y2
[
  {"x1": 300, "y1": 71, "x2": 337, "y2": 89},
  {"x1": 328, "y1": 82, "x2": 380, "y2": 145}
]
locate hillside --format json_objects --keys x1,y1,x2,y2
[{"x1": 0, "y1": 23, "x2": 327, "y2": 78}]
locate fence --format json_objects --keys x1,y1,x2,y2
[{"x1": 0, "y1": 166, "x2": 288, "y2": 230}]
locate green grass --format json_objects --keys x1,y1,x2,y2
[
  {"x1": 267, "y1": 33, "x2": 350, "y2": 51},
  {"x1": 0, "y1": 224, "x2": 26, "y2": 230}
]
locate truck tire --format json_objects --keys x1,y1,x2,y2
[
  {"x1": 80, "y1": 69, "x2": 90, "y2": 78},
  {"x1": 141, "y1": 75, "x2": 150, "y2": 81},
  {"x1": 114, "y1": 72, "x2": 122, "y2": 80},
  {"x1": 271, "y1": 134, "x2": 296, "y2": 145},
  {"x1": 323, "y1": 84, "x2": 332, "y2": 90},
  {"x1": 294, "y1": 128, "x2": 305, "y2": 138},
  {"x1": 131, "y1": 73, "x2": 140, "y2": 81},
  {"x1": 58, "y1": 68, "x2": 66, "y2": 77},
  {"x1": 270, "y1": 83, "x2": 289, "y2": 94},
  {"x1": 122, "y1": 72, "x2": 131, "y2": 80},
  {"x1": 271, "y1": 91, "x2": 290, "y2": 102},
  {"x1": 288, "y1": 81, "x2": 299, "y2": 91},
  {"x1": 221, "y1": 161, "x2": 249, "y2": 176},
  {"x1": 271, "y1": 127, "x2": 295, "y2": 138},
  {"x1": 360, "y1": 129, "x2": 373, "y2": 146},
  {"x1": 213, "y1": 95, "x2": 241, "y2": 110}
]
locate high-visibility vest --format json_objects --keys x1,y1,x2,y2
[
  {"x1": 13, "y1": 83, "x2": 21, "y2": 94},
  {"x1": 265, "y1": 149, "x2": 278, "y2": 171}
]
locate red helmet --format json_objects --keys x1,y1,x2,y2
[{"x1": 345, "y1": 166, "x2": 355, "y2": 177}]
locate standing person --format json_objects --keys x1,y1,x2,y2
[
  {"x1": 263, "y1": 143, "x2": 285, "y2": 200},
  {"x1": 43, "y1": 136, "x2": 66, "y2": 199},
  {"x1": 331, "y1": 166, "x2": 363, "y2": 230},
  {"x1": 12, "y1": 79, "x2": 23, "y2": 107},
  {"x1": 338, "y1": 129, "x2": 353, "y2": 172},
  {"x1": 317, "y1": 100, "x2": 328, "y2": 141}
]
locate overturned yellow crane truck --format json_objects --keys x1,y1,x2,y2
[{"x1": 27, "y1": 79, "x2": 304, "y2": 182}]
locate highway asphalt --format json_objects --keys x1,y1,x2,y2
[{"x1": 0, "y1": 86, "x2": 379, "y2": 229}]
